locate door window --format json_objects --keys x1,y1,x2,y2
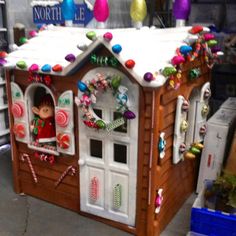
[
  {"x1": 90, "y1": 139, "x2": 103, "y2": 158},
  {"x1": 114, "y1": 143, "x2": 127, "y2": 164}
]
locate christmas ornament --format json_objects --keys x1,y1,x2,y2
[
  {"x1": 112, "y1": 44, "x2": 122, "y2": 54},
  {"x1": 93, "y1": 0, "x2": 109, "y2": 27},
  {"x1": 61, "y1": 0, "x2": 75, "y2": 26},
  {"x1": 16, "y1": 61, "x2": 27, "y2": 69},
  {"x1": 52, "y1": 64, "x2": 63, "y2": 72},
  {"x1": 41, "y1": 64, "x2": 52, "y2": 72},
  {"x1": 103, "y1": 32, "x2": 113, "y2": 42},
  {"x1": 65, "y1": 53, "x2": 76, "y2": 62},
  {"x1": 125, "y1": 59, "x2": 135, "y2": 69},
  {"x1": 173, "y1": 0, "x2": 191, "y2": 27},
  {"x1": 143, "y1": 72, "x2": 154, "y2": 82},
  {"x1": 130, "y1": 0, "x2": 147, "y2": 28}
]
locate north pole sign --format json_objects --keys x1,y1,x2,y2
[{"x1": 33, "y1": 3, "x2": 93, "y2": 26}]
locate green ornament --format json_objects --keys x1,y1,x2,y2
[
  {"x1": 16, "y1": 61, "x2": 27, "y2": 69},
  {"x1": 190, "y1": 146, "x2": 201, "y2": 155},
  {"x1": 162, "y1": 67, "x2": 177, "y2": 77},
  {"x1": 15, "y1": 92, "x2": 21, "y2": 98},
  {"x1": 109, "y1": 57, "x2": 119, "y2": 67},
  {"x1": 19, "y1": 37, "x2": 28, "y2": 45},
  {"x1": 86, "y1": 31, "x2": 96, "y2": 41},
  {"x1": 96, "y1": 120, "x2": 106, "y2": 129},
  {"x1": 111, "y1": 76, "x2": 122, "y2": 90},
  {"x1": 189, "y1": 68, "x2": 201, "y2": 80},
  {"x1": 207, "y1": 40, "x2": 218, "y2": 47}
]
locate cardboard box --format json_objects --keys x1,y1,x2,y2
[
  {"x1": 196, "y1": 108, "x2": 236, "y2": 193},
  {"x1": 225, "y1": 129, "x2": 236, "y2": 174}
]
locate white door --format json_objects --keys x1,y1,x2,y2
[{"x1": 78, "y1": 68, "x2": 139, "y2": 226}]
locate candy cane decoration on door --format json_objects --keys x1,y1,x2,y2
[
  {"x1": 90, "y1": 177, "x2": 99, "y2": 202},
  {"x1": 20, "y1": 153, "x2": 38, "y2": 184}
]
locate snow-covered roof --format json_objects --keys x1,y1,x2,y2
[{"x1": 5, "y1": 25, "x2": 212, "y2": 88}]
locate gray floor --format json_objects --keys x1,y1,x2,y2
[{"x1": 0, "y1": 147, "x2": 196, "y2": 236}]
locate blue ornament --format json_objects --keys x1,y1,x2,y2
[
  {"x1": 116, "y1": 93, "x2": 128, "y2": 105},
  {"x1": 78, "y1": 81, "x2": 88, "y2": 92},
  {"x1": 112, "y1": 44, "x2": 122, "y2": 54},
  {"x1": 61, "y1": 0, "x2": 76, "y2": 21},
  {"x1": 41, "y1": 64, "x2": 52, "y2": 72},
  {"x1": 180, "y1": 45, "x2": 192, "y2": 55}
]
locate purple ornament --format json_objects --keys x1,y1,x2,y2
[
  {"x1": 124, "y1": 110, "x2": 136, "y2": 120},
  {"x1": 65, "y1": 53, "x2": 76, "y2": 62},
  {"x1": 144, "y1": 72, "x2": 154, "y2": 82},
  {"x1": 0, "y1": 58, "x2": 7, "y2": 66},
  {"x1": 211, "y1": 46, "x2": 221, "y2": 54},
  {"x1": 173, "y1": 0, "x2": 191, "y2": 20}
]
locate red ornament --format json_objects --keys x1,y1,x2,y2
[
  {"x1": 0, "y1": 51, "x2": 7, "y2": 58},
  {"x1": 55, "y1": 110, "x2": 69, "y2": 127},
  {"x1": 13, "y1": 123, "x2": 26, "y2": 139},
  {"x1": 52, "y1": 64, "x2": 63, "y2": 72},
  {"x1": 83, "y1": 120, "x2": 99, "y2": 129},
  {"x1": 125, "y1": 59, "x2": 135, "y2": 69},
  {"x1": 11, "y1": 102, "x2": 24, "y2": 118},
  {"x1": 44, "y1": 75, "x2": 52, "y2": 86},
  {"x1": 189, "y1": 25, "x2": 203, "y2": 34},
  {"x1": 57, "y1": 133, "x2": 70, "y2": 149}
]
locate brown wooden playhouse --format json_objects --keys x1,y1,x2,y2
[{"x1": 4, "y1": 25, "x2": 220, "y2": 235}]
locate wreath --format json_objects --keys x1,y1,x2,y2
[{"x1": 77, "y1": 73, "x2": 136, "y2": 130}]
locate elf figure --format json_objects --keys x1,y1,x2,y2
[{"x1": 31, "y1": 94, "x2": 56, "y2": 147}]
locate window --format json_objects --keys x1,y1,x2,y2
[
  {"x1": 90, "y1": 139, "x2": 103, "y2": 158},
  {"x1": 113, "y1": 112, "x2": 127, "y2": 133},
  {"x1": 114, "y1": 143, "x2": 127, "y2": 164},
  {"x1": 93, "y1": 108, "x2": 102, "y2": 119}
]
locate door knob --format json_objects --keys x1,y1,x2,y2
[{"x1": 78, "y1": 159, "x2": 85, "y2": 166}]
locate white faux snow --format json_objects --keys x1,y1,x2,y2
[
  {"x1": 5, "y1": 25, "x2": 203, "y2": 88},
  {"x1": 31, "y1": 0, "x2": 63, "y2": 7}
]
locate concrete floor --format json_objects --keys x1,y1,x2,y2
[{"x1": 0, "y1": 147, "x2": 196, "y2": 236}]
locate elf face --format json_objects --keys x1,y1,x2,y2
[{"x1": 32, "y1": 104, "x2": 54, "y2": 120}]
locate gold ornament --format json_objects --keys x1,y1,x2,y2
[{"x1": 130, "y1": 0, "x2": 147, "y2": 22}]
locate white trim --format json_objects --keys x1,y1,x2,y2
[{"x1": 38, "y1": 137, "x2": 56, "y2": 143}]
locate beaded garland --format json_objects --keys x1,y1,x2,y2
[{"x1": 78, "y1": 73, "x2": 136, "y2": 130}]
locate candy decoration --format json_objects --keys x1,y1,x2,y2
[
  {"x1": 181, "y1": 100, "x2": 189, "y2": 112},
  {"x1": 189, "y1": 25, "x2": 203, "y2": 34},
  {"x1": 189, "y1": 68, "x2": 201, "y2": 80},
  {"x1": 190, "y1": 146, "x2": 201, "y2": 155},
  {"x1": 55, "y1": 165, "x2": 76, "y2": 188},
  {"x1": 162, "y1": 67, "x2": 177, "y2": 77},
  {"x1": 113, "y1": 184, "x2": 122, "y2": 209},
  {"x1": 155, "y1": 188, "x2": 163, "y2": 214},
  {"x1": 78, "y1": 81, "x2": 88, "y2": 92},
  {"x1": 13, "y1": 123, "x2": 26, "y2": 139},
  {"x1": 192, "y1": 142, "x2": 204, "y2": 150},
  {"x1": 57, "y1": 133, "x2": 70, "y2": 149},
  {"x1": 29, "y1": 64, "x2": 39, "y2": 72},
  {"x1": 90, "y1": 177, "x2": 99, "y2": 202},
  {"x1": 96, "y1": 120, "x2": 106, "y2": 129},
  {"x1": 52, "y1": 64, "x2": 63, "y2": 72},
  {"x1": 77, "y1": 43, "x2": 88, "y2": 51},
  {"x1": 111, "y1": 75, "x2": 122, "y2": 90},
  {"x1": 124, "y1": 110, "x2": 136, "y2": 120},
  {"x1": 199, "y1": 124, "x2": 207, "y2": 136},
  {"x1": 0, "y1": 51, "x2": 7, "y2": 58},
  {"x1": 180, "y1": 120, "x2": 188, "y2": 132},
  {"x1": 179, "y1": 143, "x2": 186, "y2": 153},
  {"x1": 34, "y1": 152, "x2": 55, "y2": 165},
  {"x1": 19, "y1": 37, "x2": 28, "y2": 45},
  {"x1": 103, "y1": 32, "x2": 113, "y2": 42},
  {"x1": 203, "y1": 33, "x2": 215, "y2": 41},
  {"x1": 158, "y1": 132, "x2": 166, "y2": 159},
  {"x1": 184, "y1": 151, "x2": 196, "y2": 160},
  {"x1": 204, "y1": 88, "x2": 211, "y2": 99},
  {"x1": 211, "y1": 46, "x2": 221, "y2": 53},
  {"x1": 130, "y1": 0, "x2": 147, "y2": 28},
  {"x1": 86, "y1": 31, "x2": 97, "y2": 41},
  {"x1": 65, "y1": 53, "x2": 76, "y2": 62},
  {"x1": 41, "y1": 64, "x2": 52, "y2": 72},
  {"x1": 11, "y1": 102, "x2": 24, "y2": 118},
  {"x1": 93, "y1": 0, "x2": 109, "y2": 23},
  {"x1": 29, "y1": 30, "x2": 38, "y2": 38},
  {"x1": 179, "y1": 45, "x2": 192, "y2": 55},
  {"x1": 90, "y1": 54, "x2": 119, "y2": 67},
  {"x1": 201, "y1": 104, "x2": 209, "y2": 117},
  {"x1": 16, "y1": 61, "x2": 27, "y2": 69},
  {"x1": 207, "y1": 40, "x2": 218, "y2": 47},
  {"x1": 83, "y1": 120, "x2": 99, "y2": 129},
  {"x1": 125, "y1": 59, "x2": 135, "y2": 69},
  {"x1": 20, "y1": 153, "x2": 38, "y2": 183},
  {"x1": 55, "y1": 110, "x2": 69, "y2": 127},
  {"x1": 0, "y1": 58, "x2": 7, "y2": 66},
  {"x1": 171, "y1": 55, "x2": 185, "y2": 66},
  {"x1": 112, "y1": 44, "x2": 122, "y2": 54},
  {"x1": 143, "y1": 72, "x2": 154, "y2": 82}
]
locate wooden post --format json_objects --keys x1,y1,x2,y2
[{"x1": 13, "y1": 23, "x2": 26, "y2": 46}]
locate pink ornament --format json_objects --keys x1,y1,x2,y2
[
  {"x1": 80, "y1": 94, "x2": 91, "y2": 106},
  {"x1": 29, "y1": 30, "x2": 38, "y2": 38},
  {"x1": 93, "y1": 0, "x2": 109, "y2": 22},
  {"x1": 103, "y1": 32, "x2": 113, "y2": 42},
  {"x1": 171, "y1": 55, "x2": 185, "y2": 66},
  {"x1": 204, "y1": 33, "x2": 215, "y2": 41}
]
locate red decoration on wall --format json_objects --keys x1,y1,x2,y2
[
  {"x1": 57, "y1": 133, "x2": 70, "y2": 149},
  {"x1": 13, "y1": 123, "x2": 26, "y2": 139},
  {"x1": 55, "y1": 110, "x2": 69, "y2": 127},
  {"x1": 11, "y1": 102, "x2": 24, "y2": 118}
]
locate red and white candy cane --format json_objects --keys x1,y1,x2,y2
[
  {"x1": 90, "y1": 177, "x2": 99, "y2": 202},
  {"x1": 20, "y1": 153, "x2": 38, "y2": 184},
  {"x1": 55, "y1": 165, "x2": 76, "y2": 188}
]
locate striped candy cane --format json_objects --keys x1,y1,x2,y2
[
  {"x1": 90, "y1": 177, "x2": 99, "y2": 202},
  {"x1": 55, "y1": 165, "x2": 76, "y2": 188},
  {"x1": 20, "y1": 153, "x2": 38, "y2": 184},
  {"x1": 113, "y1": 184, "x2": 122, "y2": 209}
]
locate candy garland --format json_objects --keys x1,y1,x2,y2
[
  {"x1": 34, "y1": 152, "x2": 55, "y2": 165},
  {"x1": 55, "y1": 165, "x2": 76, "y2": 188},
  {"x1": 28, "y1": 73, "x2": 52, "y2": 86},
  {"x1": 20, "y1": 153, "x2": 38, "y2": 184},
  {"x1": 78, "y1": 73, "x2": 136, "y2": 130}
]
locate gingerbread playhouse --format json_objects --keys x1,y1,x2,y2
[{"x1": 3, "y1": 25, "x2": 221, "y2": 235}]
